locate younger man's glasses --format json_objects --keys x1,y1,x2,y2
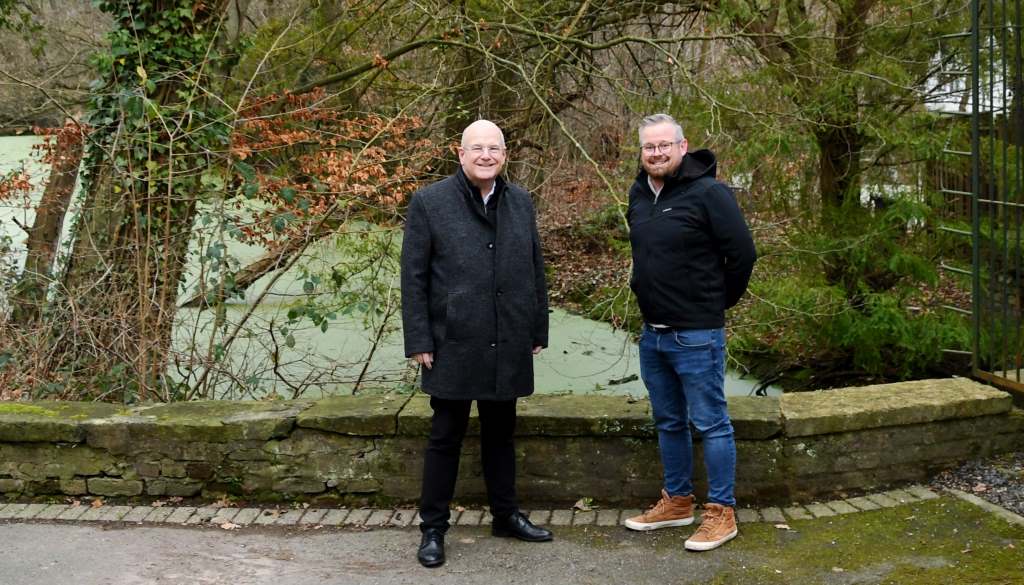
[{"x1": 641, "y1": 141, "x2": 679, "y2": 154}]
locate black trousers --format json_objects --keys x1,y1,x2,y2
[{"x1": 419, "y1": 396, "x2": 518, "y2": 532}]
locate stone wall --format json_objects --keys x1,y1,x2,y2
[{"x1": 0, "y1": 378, "x2": 1020, "y2": 506}]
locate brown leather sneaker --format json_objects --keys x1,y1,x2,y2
[
  {"x1": 623, "y1": 489, "x2": 694, "y2": 531},
  {"x1": 684, "y1": 503, "x2": 738, "y2": 551}
]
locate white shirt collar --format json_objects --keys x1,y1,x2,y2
[
  {"x1": 647, "y1": 175, "x2": 663, "y2": 201},
  {"x1": 481, "y1": 182, "x2": 496, "y2": 205}
]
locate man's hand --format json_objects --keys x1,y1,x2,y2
[
  {"x1": 532, "y1": 346, "x2": 543, "y2": 355},
  {"x1": 413, "y1": 352, "x2": 434, "y2": 370}
]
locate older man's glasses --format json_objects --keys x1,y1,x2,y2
[
  {"x1": 642, "y1": 141, "x2": 679, "y2": 154},
  {"x1": 466, "y1": 145, "x2": 505, "y2": 155}
]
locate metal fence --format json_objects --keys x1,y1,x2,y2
[{"x1": 940, "y1": 0, "x2": 1024, "y2": 395}]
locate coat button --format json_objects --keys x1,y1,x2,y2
[
  {"x1": 487, "y1": 242, "x2": 494, "y2": 249},
  {"x1": 496, "y1": 290, "x2": 503, "y2": 296},
  {"x1": 490, "y1": 342, "x2": 497, "y2": 348}
]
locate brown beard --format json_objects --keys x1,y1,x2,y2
[{"x1": 644, "y1": 160, "x2": 673, "y2": 178}]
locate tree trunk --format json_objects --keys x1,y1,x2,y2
[
  {"x1": 440, "y1": 45, "x2": 485, "y2": 175},
  {"x1": 10, "y1": 125, "x2": 83, "y2": 325},
  {"x1": 47, "y1": 1, "x2": 235, "y2": 400},
  {"x1": 55, "y1": 154, "x2": 199, "y2": 399},
  {"x1": 817, "y1": 125, "x2": 868, "y2": 291},
  {"x1": 180, "y1": 219, "x2": 340, "y2": 308},
  {"x1": 816, "y1": 125, "x2": 863, "y2": 226}
]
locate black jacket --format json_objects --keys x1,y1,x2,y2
[
  {"x1": 627, "y1": 149, "x2": 756, "y2": 329},
  {"x1": 400, "y1": 169, "x2": 549, "y2": 400}
]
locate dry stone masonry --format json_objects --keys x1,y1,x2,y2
[{"x1": 0, "y1": 378, "x2": 1020, "y2": 505}]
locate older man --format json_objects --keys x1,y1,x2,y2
[
  {"x1": 401, "y1": 120, "x2": 552, "y2": 568},
  {"x1": 623, "y1": 114, "x2": 756, "y2": 551}
]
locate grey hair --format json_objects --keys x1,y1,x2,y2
[{"x1": 638, "y1": 113, "x2": 684, "y2": 144}]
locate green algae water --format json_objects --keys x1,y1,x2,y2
[{"x1": 0, "y1": 136, "x2": 776, "y2": 398}]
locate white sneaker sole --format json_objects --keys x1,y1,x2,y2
[
  {"x1": 684, "y1": 528, "x2": 738, "y2": 551},
  {"x1": 623, "y1": 517, "x2": 694, "y2": 531}
]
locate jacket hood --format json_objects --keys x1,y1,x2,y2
[
  {"x1": 677, "y1": 149, "x2": 718, "y2": 181},
  {"x1": 633, "y1": 148, "x2": 718, "y2": 190}
]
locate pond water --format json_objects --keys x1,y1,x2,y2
[{"x1": 0, "y1": 136, "x2": 777, "y2": 398}]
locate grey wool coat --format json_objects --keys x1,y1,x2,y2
[{"x1": 400, "y1": 169, "x2": 549, "y2": 401}]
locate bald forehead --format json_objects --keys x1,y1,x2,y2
[{"x1": 461, "y1": 120, "x2": 505, "y2": 147}]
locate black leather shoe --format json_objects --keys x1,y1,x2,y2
[
  {"x1": 492, "y1": 511, "x2": 553, "y2": 542},
  {"x1": 417, "y1": 528, "x2": 445, "y2": 568}
]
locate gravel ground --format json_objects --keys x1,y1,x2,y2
[{"x1": 930, "y1": 451, "x2": 1024, "y2": 516}]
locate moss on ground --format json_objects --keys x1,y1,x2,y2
[{"x1": 558, "y1": 497, "x2": 1023, "y2": 584}]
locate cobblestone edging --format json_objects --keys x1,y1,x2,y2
[{"x1": 9, "y1": 485, "x2": 1017, "y2": 530}]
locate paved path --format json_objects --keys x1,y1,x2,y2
[
  {"x1": 0, "y1": 522, "x2": 746, "y2": 585},
  {"x1": 1, "y1": 486, "x2": 1022, "y2": 585}
]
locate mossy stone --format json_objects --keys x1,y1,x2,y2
[
  {"x1": 272, "y1": 478, "x2": 327, "y2": 494},
  {"x1": 0, "y1": 478, "x2": 24, "y2": 493},
  {"x1": 400, "y1": 394, "x2": 779, "y2": 440},
  {"x1": 263, "y1": 428, "x2": 360, "y2": 456},
  {"x1": 297, "y1": 395, "x2": 408, "y2": 435},
  {"x1": 84, "y1": 401, "x2": 308, "y2": 453},
  {"x1": 516, "y1": 395, "x2": 652, "y2": 436},
  {"x1": 0, "y1": 442, "x2": 114, "y2": 477},
  {"x1": 86, "y1": 477, "x2": 143, "y2": 496},
  {"x1": 727, "y1": 396, "x2": 783, "y2": 439},
  {"x1": 59, "y1": 478, "x2": 87, "y2": 495},
  {"x1": 780, "y1": 378, "x2": 1012, "y2": 437},
  {"x1": 145, "y1": 479, "x2": 203, "y2": 497},
  {"x1": 136, "y1": 400, "x2": 309, "y2": 441},
  {"x1": 397, "y1": 392, "x2": 478, "y2": 436},
  {"x1": 0, "y1": 401, "x2": 119, "y2": 443}
]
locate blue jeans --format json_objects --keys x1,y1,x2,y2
[{"x1": 639, "y1": 325, "x2": 736, "y2": 507}]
